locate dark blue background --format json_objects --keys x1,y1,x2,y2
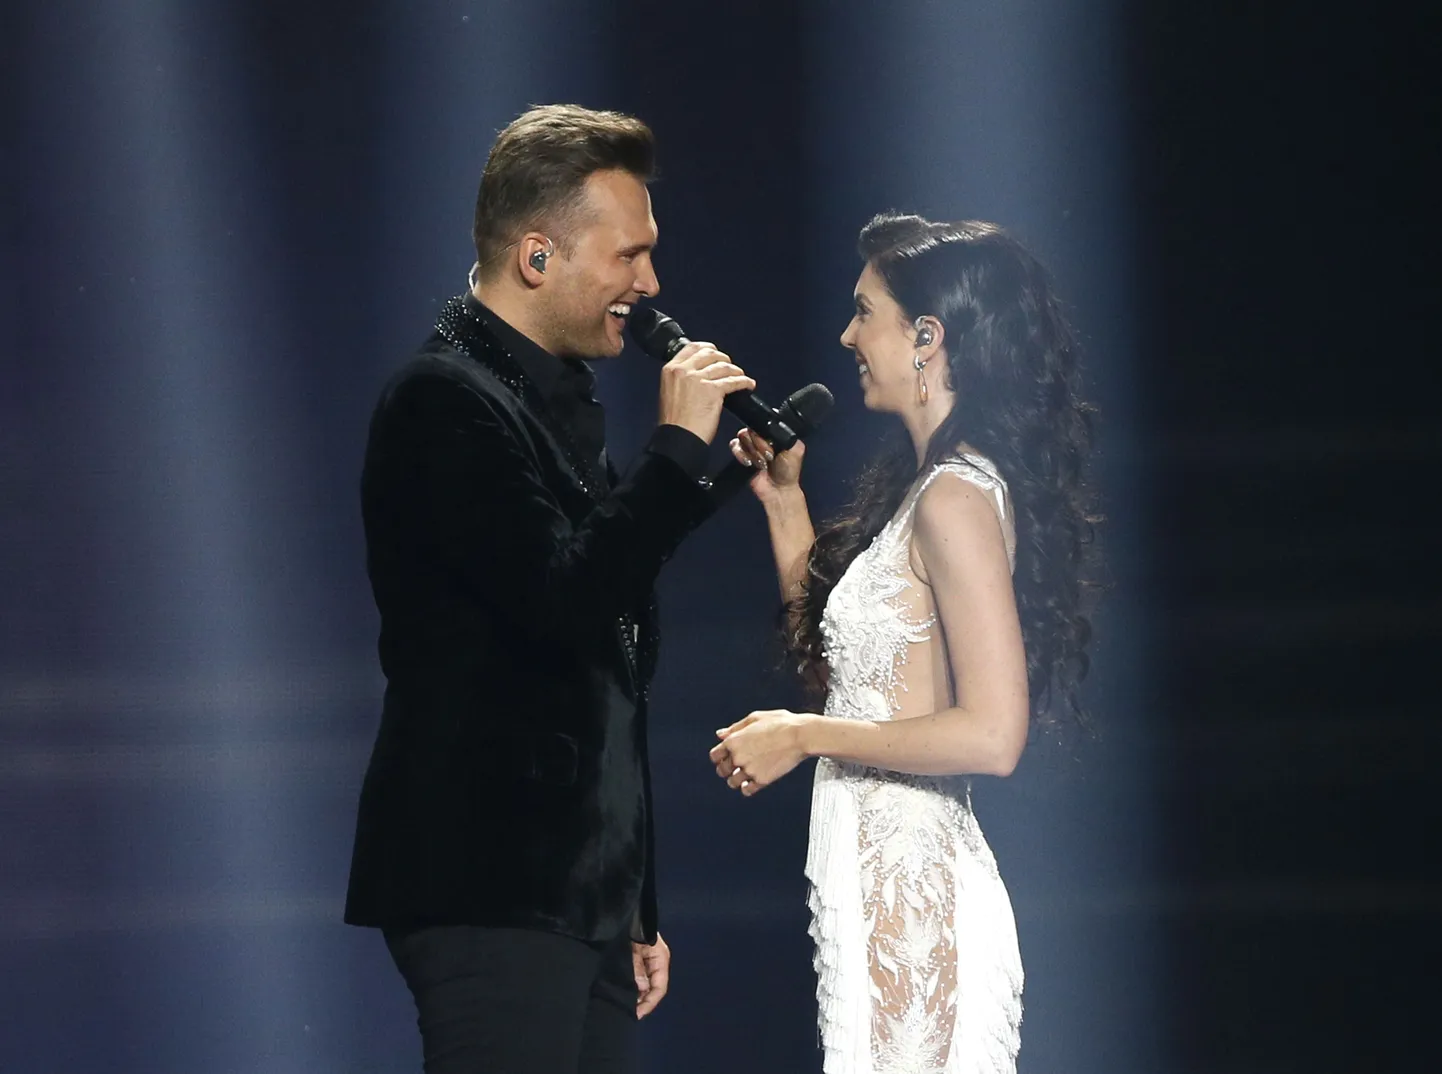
[{"x1": 4, "y1": 1, "x2": 1435, "y2": 1071}]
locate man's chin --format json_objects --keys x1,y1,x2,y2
[
  {"x1": 556, "y1": 331, "x2": 622, "y2": 361},
  {"x1": 574, "y1": 342, "x2": 623, "y2": 361},
  {"x1": 597, "y1": 319, "x2": 627, "y2": 359}
]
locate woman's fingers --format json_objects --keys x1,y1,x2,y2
[
  {"x1": 738, "y1": 428, "x2": 775, "y2": 466},
  {"x1": 731, "y1": 429, "x2": 762, "y2": 469}
]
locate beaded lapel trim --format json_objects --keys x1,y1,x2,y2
[
  {"x1": 436, "y1": 296, "x2": 648, "y2": 692},
  {"x1": 435, "y1": 295, "x2": 606, "y2": 502}
]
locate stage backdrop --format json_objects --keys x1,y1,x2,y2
[{"x1": 5, "y1": 1, "x2": 1434, "y2": 1072}]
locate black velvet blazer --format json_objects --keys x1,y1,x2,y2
[{"x1": 344, "y1": 297, "x2": 714, "y2": 944}]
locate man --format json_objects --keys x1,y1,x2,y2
[{"x1": 344, "y1": 105, "x2": 753, "y2": 1073}]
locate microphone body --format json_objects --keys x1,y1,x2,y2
[
  {"x1": 704, "y1": 382, "x2": 835, "y2": 506},
  {"x1": 629, "y1": 308, "x2": 803, "y2": 450}
]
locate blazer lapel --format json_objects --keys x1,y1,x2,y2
[
  {"x1": 436, "y1": 296, "x2": 603, "y2": 507},
  {"x1": 436, "y1": 296, "x2": 643, "y2": 698}
]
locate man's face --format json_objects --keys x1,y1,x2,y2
[{"x1": 540, "y1": 169, "x2": 660, "y2": 360}]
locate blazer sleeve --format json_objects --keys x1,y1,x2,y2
[{"x1": 380, "y1": 370, "x2": 711, "y2": 629}]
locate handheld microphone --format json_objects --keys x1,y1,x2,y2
[
  {"x1": 772, "y1": 382, "x2": 835, "y2": 440},
  {"x1": 628, "y1": 307, "x2": 807, "y2": 450},
  {"x1": 704, "y1": 381, "x2": 835, "y2": 506}
]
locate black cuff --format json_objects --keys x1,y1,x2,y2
[{"x1": 646, "y1": 425, "x2": 710, "y2": 482}]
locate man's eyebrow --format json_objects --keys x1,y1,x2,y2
[{"x1": 619, "y1": 240, "x2": 655, "y2": 257}]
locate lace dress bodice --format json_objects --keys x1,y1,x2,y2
[
  {"x1": 805, "y1": 454, "x2": 1023, "y2": 1074},
  {"x1": 820, "y1": 454, "x2": 1014, "y2": 740}
]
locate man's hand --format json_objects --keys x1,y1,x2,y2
[
  {"x1": 657, "y1": 341, "x2": 755, "y2": 444},
  {"x1": 632, "y1": 933, "x2": 671, "y2": 1019}
]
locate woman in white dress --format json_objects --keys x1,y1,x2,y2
[{"x1": 709, "y1": 213, "x2": 1097, "y2": 1074}]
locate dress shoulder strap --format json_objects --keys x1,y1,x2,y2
[
  {"x1": 901, "y1": 453, "x2": 1014, "y2": 569},
  {"x1": 907, "y1": 453, "x2": 1008, "y2": 521}
]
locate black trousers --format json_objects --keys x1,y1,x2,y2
[{"x1": 383, "y1": 926, "x2": 639, "y2": 1074}]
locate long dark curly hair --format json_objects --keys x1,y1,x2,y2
[{"x1": 790, "y1": 212, "x2": 1100, "y2": 728}]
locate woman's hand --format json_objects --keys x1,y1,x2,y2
[
  {"x1": 729, "y1": 429, "x2": 805, "y2": 502},
  {"x1": 709, "y1": 709, "x2": 814, "y2": 796}
]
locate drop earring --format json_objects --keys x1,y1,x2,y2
[{"x1": 913, "y1": 319, "x2": 935, "y2": 406}]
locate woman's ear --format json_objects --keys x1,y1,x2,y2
[{"x1": 914, "y1": 316, "x2": 944, "y2": 355}]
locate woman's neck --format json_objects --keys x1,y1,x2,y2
[{"x1": 898, "y1": 389, "x2": 956, "y2": 466}]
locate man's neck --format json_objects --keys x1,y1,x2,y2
[{"x1": 472, "y1": 281, "x2": 554, "y2": 356}]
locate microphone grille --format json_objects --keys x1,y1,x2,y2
[
  {"x1": 627, "y1": 307, "x2": 685, "y2": 360},
  {"x1": 785, "y1": 382, "x2": 835, "y2": 434}
]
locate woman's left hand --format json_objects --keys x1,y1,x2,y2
[{"x1": 709, "y1": 710, "x2": 813, "y2": 796}]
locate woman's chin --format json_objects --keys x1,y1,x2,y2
[{"x1": 857, "y1": 381, "x2": 889, "y2": 413}]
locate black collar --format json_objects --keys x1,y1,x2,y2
[
  {"x1": 435, "y1": 293, "x2": 608, "y2": 500},
  {"x1": 461, "y1": 291, "x2": 597, "y2": 408}
]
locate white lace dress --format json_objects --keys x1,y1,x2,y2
[{"x1": 806, "y1": 454, "x2": 1024, "y2": 1074}]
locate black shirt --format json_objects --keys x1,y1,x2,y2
[{"x1": 463, "y1": 292, "x2": 708, "y2": 483}]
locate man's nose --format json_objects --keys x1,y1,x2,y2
[{"x1": 636, "y1": 259, "x2": 659, "y2": 298}]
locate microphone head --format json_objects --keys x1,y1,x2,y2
[
  {"x1": 783, "y1": 382, "x2": 835, "y2": 435},
  {"x1": 627, "y1": 307, "x2": 688, "y2": 361}
]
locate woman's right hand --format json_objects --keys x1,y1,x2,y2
[{"x1": 729, "y1": 427, "x2": 805, "y2": 501}]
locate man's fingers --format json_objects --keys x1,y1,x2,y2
[
  {"x1": 714, "y1": 375, "x2": 757, "y2": 395},
  {"x1": 637, "y1": 963, "x2": 668, "y2": 1018},
  {"x1": 634, "y1": 940, "x2": 670, "y2": 1020},
  {"x1": 671, "y1": 342, "x2": 728, "y2": 368},
  {"x1": 635, "y1": 977, "x2": 659, "y2": 1018},
  {"x1": 671, "y1": 357, "x2": 752, "y2": 389},
  {"x1": 695, "y1": 362, "x2": 754, "y2": 393}
]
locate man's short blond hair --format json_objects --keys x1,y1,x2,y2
[{"x1": 472, "y1": 104, "x2": 655, "y2": 272}]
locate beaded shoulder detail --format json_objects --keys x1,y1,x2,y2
[{"x1": 435, "y1": 295, "x2": 606, "y2": 501}]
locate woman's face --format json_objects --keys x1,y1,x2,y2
[{"x1": 840, "y1": 262, "x2": 924, "y2": 414}]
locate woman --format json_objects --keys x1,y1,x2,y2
[{"x1": 709, "y1": 213, "x2": 1097, "y2": 1073}]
